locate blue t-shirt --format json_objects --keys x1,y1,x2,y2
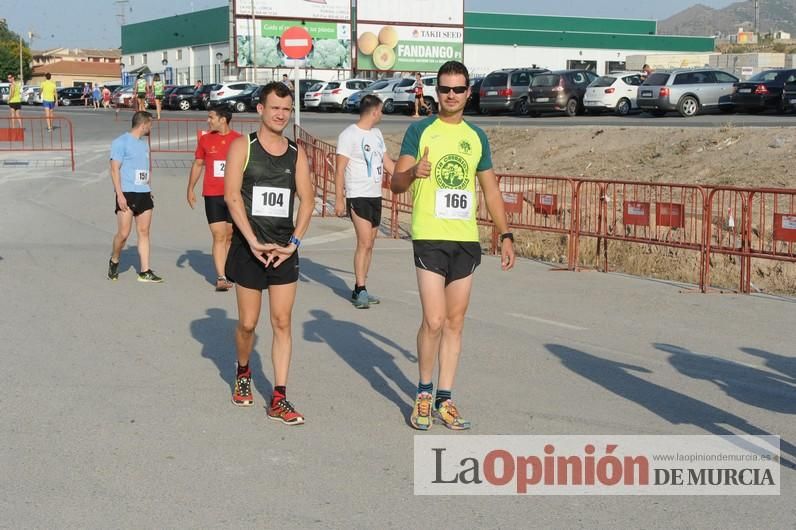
[{"x1": 110, "y1": 132, "x2": 151, "y2": 193}]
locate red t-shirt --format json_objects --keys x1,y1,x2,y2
[{"x1": 195, "y1": 130, "x2": 241, "y2": 196}]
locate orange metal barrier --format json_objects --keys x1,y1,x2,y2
[
  {"x1": 574, "y1": 181, "x2": 708, "y2": 283},
  {"x1": 0, "y1": 117, "x2": 75, "y2": 171},
  {"x1": 148, "y1": 117, "x2": 261, "y2": 154}
]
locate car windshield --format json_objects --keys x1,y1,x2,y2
[
  {"x1": 308, "y1": 83, "x2": 324, "y2": 91},
  {"x1": 748, "y1": 70, "x2": 787, "y2": 83},
  {"x1": 642, "y1": 73, "x2": 670, "y2": 86},
  {"x1": 483, "y1": 73, "x2": 508, "y2": 88},
  {"x1": 369, "y1": 80, "x2": 389, "y2": 90},
  {"x1": 326, "y1": 82, "x2": 340, "y2": 90},
  {"x1": 591, "y1": 76, "x2": 616, "y2": 87},
  {"x1": 532, "y1": 74, "x2": 561, "y2": 87}
]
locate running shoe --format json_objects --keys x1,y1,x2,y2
[
  {"x1": 107, "y1": 258, "x2": 119, "y2": 280},
  {"x1": 351, "y1": 289, "x2": 370, "y2": 309},
  {"x1": 267, "y1": 396, "x2": 305, "y2": 425},
  {"x1": 232, "y1": 368, "x2": 253, "y2": 407},
  {"x1": 366, "y1": 292, "x2": 380, "y2": 305},
  {"x1": 215, "y1": 276, "x2": 233, "y2": 291},
  {"x1": 137, "y1": 270, "x2": 164, "y2": 283},
  {"x1": 433, "y1": 399, "x2": 471, "y2": 430},
  {"x1": 410, "y1": 392, "x2": 433, "y2": 430}
]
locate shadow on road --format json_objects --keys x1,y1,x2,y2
[
  {"x1": 299, "y1": 257, "x2": 352, "y2": 302},
  {"x1": 740, "y1": 347, "x2": 796, "y2": 383},
  {"x1": 303, "y1": 309, "x2": 417, "y2": 414},
  {"x1": 546, "y1": 343, "x2": 795, "y2": 469},
  {"x1": 190, "y1": 307, "x2": 272, "y2": 401},
  {"x1": 177, "y1": 249, "x2": 216, "y2": 286}
]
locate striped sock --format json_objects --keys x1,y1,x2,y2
[
  {"x1": 418, "y1": 381, "x2": 433, "y2": 396},
  {"x1": 435, "y1": 389, "x2": 452, "y2": 410}
]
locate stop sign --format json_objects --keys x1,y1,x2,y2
[{"x1": 280, "y1": 26, "x2": 313, "y2": 59}]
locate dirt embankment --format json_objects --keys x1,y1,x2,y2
[{"x1": 382, "y1": 126, "x2": 796, "y2": 294}]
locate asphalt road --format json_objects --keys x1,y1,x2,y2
[{"x1": 0, "y1": 110, "x2": 794, "y2": 528}]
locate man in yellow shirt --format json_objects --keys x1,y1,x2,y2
[
  {"x1": 40, "y1": 72, "x2": 58, "y2": 131},
  {"x1": 392, "y1": 60, "x2": 515, "y2": 431},
  {"x1": 7, "y1": 72, "x2": 23, "y2": 128}
]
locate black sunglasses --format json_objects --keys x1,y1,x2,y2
[{"x1": 437, "y1": 85, "x2": 468, "y2": 94}]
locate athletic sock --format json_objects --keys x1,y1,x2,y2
[
  {"x1": 418, "y1": 381, "x2": 433, "y2": 396},
  {"x1": 354, "y1": 285, "x2": 366, "y2": 295},
  {"x1": 237, "y1": 363, "x2": 249, "y2": 376},
  {"x1": 435, "y1": 389, "x2": 452, "y2": 409}
]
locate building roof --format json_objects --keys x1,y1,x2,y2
[
  {"x1": 33, "y1": 47, "x2": 121, "y2": 59},
  {"x1": 121, "y1": 6, "x2": 229, "y2": 54},
  {"x1": 31, "y1": 61, "x2": 121, "y2": 76}
]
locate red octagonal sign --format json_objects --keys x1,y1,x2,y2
[{"x1": 280, "y1": 26, "x2": 313, "y2": 59}]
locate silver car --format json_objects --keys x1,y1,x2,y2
[{"x1": 637, "y1": 68, "x2": 738, "y2": 117}]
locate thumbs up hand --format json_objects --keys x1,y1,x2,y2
[{"x1": 413, "y1": 146, "x2": 431, "y2": 180}]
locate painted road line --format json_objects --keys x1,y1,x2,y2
[{"x1": 506, "y1": 312, "x2": 588, "y2": 331}]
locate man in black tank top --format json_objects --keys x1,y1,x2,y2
[{"x1": 223, "y1": 82, "x2": 315, "y2": 425}]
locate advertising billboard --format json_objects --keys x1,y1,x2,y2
[
  {"x1": 236, "y1": 19, "x2": 351, "y2": 69},
  {"x1": 235, "y1": 0, "x2": 351, "y2": 21},
  {"x1": 356, "y1": 24, "x2": 463, "y2": 72},
  {"x1": 357, "y1": 0, "x2": 463, "y2": 26}
]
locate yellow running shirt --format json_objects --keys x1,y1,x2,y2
[
  {"x1": 399, "y1": 117, "x2": 493, "y2": 242},
  {"x1": 40, "y1": 79, "x2": 57, "y2": 102}
]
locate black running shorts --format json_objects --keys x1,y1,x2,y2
[
  {"x1": 225, "y1": 241, "x2": 299, "y2": 290},
  {"x1": 115, "y1": 191, "x2": 154, "y2": 216},
  {"x1": 204, "y1": 195, "x2": 232, "y2": 224},
  {"x1": 412, "y1": 240, "x2": 482, "y2": 286},
  {"x1": 347, "y1": 197, "x2": 382, "y2": 228},
  {"x1": 9, "y1": 102, "x2": 21, "y2": 110}
]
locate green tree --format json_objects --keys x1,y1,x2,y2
[{"x1": 0, "y1": 20, "x2": 33, "y2": 81}]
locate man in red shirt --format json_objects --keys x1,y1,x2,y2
[{"x1": 187, "y1": 108, "x2": 241, "y2": 290}]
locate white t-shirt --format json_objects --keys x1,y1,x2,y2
[{"x1": 336, "y1": 124, "x2": 386, "y2": 198}]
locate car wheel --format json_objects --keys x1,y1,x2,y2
[
  {"x1": 615, "y1": 98, "x2": 631, "y2": 116},
  {"x1": 179, "y1": 99, "x2": 190, "y2": 111},
  {"x1": 383, "y1": 99, "x2": 394, "y2": 114},
  {"x1": 235, "y1": 101, "x2": 246, "y2": 113},
  {"x1": 515, "y1": 98, "x2": 529, "y2": 116},
  {"x1": 425, "y1": 98, "x2": 437, "y2": 114},
  {"x1": 565, "y1": 98, "x2": 578, "y2": 117},
  {"x1": 479, "y1": 105, "x2": 490, "y2": 115},
  {"x1": 62, "y1": 99, "x2": 71, "y2": 107},
  {"x1": 677, "y1": 95, "x2": 699, "y2": 117},
  {"x1": 340, "y1": 99, "x2": 347, "y2": 112}
]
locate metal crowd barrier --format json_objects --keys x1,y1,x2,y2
[
  {"x1": 0, "y1": 117, "x2": 76, "y2": 171},
  {"x1": 148, "y1": 117, "x2": 261, "y2": 154}
]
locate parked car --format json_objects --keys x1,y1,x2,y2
[
  {"x1": 296, "y1": 78, "x2": 323, "y2": 108},
  {"x1": 57, "y1": 86, "x2": 87, "y2": 107},
  {"x1": 303, "y1": 82, "x2": 327, "y2": 110},
  {"x1": 192, "y1": 84, "x2": 221, "y2": 110},
  {"x1": 480, "y1": 67, "x2": 550, "y2": 115},
  {"x1": 0, "y1": 82, "x2": 9, "y2": 104},
  {"x1": 319, "y1": 78, "x2": 372, "y2": 111},
  {"x1": 392, "y1": 75, "x2": 437, "y2": 115},
  {"x1": 209, "y1": 82, "x2": 258, "y2": 105},
  {"x1": 783, "y1": 80, "x2": 796, "y2": 112},
  {"x1": 731, "y1": 69, "x2": 796, "y2": 114},
  {"x1": 465, "y1": 77, "x2": 484, "y2": 113},
  {"x1": 527, "y1": 70, "x2": 599, "y2": 117},
  {"x1": 166, "y1": 85, "x2": 198, "y2": 111},
  {"x1": 637, "y1": 68, "x2": 738, "y2": 117},
  {"x1": 583, "y1": 71, "x2": 643, "y2": 115},
  {"x1": 344, "y1": 78, "x2": 402, "y2": 113},
  {"x1": 211, "y1": 85, "x2": 260, "y2": 113},
  {"x1": 23, "y1": 86, "x2": 42, "y2": 105},
  {"x1": 146, "y1": 84, "x2": 175, "y2": 109}
]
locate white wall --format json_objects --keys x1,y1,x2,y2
[{"x1": 123, "y1": 43, "x2": 230, "y2": 84}]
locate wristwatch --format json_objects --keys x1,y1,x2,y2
[
  {"x1": 499, "y1": 232, "x2": 514, "y2": 243},
  {"x1": 289, "y1": 234, "x2": 301, "y2": 247}
]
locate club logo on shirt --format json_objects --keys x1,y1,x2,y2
[
  {"x1": 363, "y1": 143, "x2": 372, "y2": 152},
  {"x1": 458, "y1": 140, "x2": 472, "y2": 155},
  {"x1": 434, "y1": 154, "x2": 469, "y2": 190}
]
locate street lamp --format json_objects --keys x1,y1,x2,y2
[
  {"x1": 161, "y1": 58, "x2": 168, "y2": 84},
  {"x1": 215, "y1": 52, "x2": 223, "y2": 84}
]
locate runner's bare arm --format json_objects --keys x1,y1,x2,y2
[
  {"x1": 187, "y1": 159, "x2": 204, "y2": 208},
  {"x1": 477, "y1": 168, "x2": 515, "y2": 271},
  {"x1": 293, "y1": 144, "x2": 315, "y2": 241},
  {"x1": 383, "y1": 154, "x2": 396, "y2": 176},
  {"x1": 110, "y1": 160, "x2": 127, "y2": 211},
  {"x1": 334, "y1": 154, "x2": 349, "y2": 216}
]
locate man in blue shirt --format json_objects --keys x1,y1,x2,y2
[{"x1": 107, "y1": 111, "x2": 163, "y2": 283}]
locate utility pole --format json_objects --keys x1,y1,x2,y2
[
  {"x1": 251, "y1": 0, "x2": 257, "y2": 84},
  {"x1": 754, "y1": 0, "x2": 760, "y2": 34},
  {"x1": 116, "y1": 0, "x2": 130, "y2": 27}
]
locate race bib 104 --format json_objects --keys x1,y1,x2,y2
[
  {"x1": 251, "y1": 186, "x2": 290, "y2": 218},
  {"x1": 435, "y1": 189, "x2": 473, "y2": 220}
]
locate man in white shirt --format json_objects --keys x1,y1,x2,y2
[{"x1": 335, "y1": 94, "x2": 395, "y2": 308}]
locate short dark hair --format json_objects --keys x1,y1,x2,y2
[
  {"x1": 45, "y1": 73, "x2": 51, "y2": 80},
  {"x1": 259, "y1": 81, "x2": 293, "y2": 105},
  {"x1": 359, "y1": 94, "x2": 383, "y2": 115},
  {"x1": 132, "y1": 111, "x2": 152, "y2": 128},
  {"x1": 437, "y1": 60, "x2": 469, "y2": 87},
  {"x1": 282, "y1": 74, "x2": 288, "y2": 78},
  {"x1": 210, "y1": 107, "x2": 232, "y2": 124},
  {"x1": 153, "y1": 73, "x2": 160, "y2": 81}
]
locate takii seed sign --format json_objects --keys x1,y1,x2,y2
[{"x1": 356, "y1": 24, "x2": 463, "y2": 72}]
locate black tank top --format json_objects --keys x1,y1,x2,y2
[{"x1": 236, "y1": 132, "x2": 298, "y2": 246}]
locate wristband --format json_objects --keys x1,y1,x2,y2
[
  {"x1": 499, "y1": 232, "x2": 514, "y2": 243},
  {"x1": 289, "y1": 235, "x2": 301, "y2": 248}
]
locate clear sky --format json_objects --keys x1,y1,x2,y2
[{"x1": 6, "y1": 0, "x2": 738, "y2": 50}]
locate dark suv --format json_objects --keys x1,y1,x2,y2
[
  {"x1": 191, "y1": 84, "x2": 220, "y2": 110},
  {"x1": 479, "y1": 67, "x2": 550, "y2": 115},
  {"x1": 527, "y1": 70, "x2": 599, "y2": 116}
]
